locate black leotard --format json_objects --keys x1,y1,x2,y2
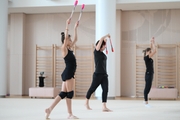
[{"x1": 61, "y1": 49, "x2": 77, "y2": 81}]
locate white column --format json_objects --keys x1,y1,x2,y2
[
  {"x1": 116, "y1": 10, "x2": 121, "y2": 97},
  {"x1": 95, "y1": 0, "x2": 118, "y2": 98},
  {"x1": 9, "y1": 14, "x2": 25, "y2": 95},
  {"x1": 0, "y1": 0, "x2": 8, "y2": 97}
]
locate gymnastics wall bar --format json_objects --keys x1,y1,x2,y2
[
  {"x1": 53, "y1": 44, "x2": 64, "y2": 90},
  {"x1": 135, "y1": 43, "x2": 179, "y2": 98},
  {"x1": 35, "y1": 45, "x2": 54, "y2": 87},
  {"x1": 135, "y1": 44, "x2": 157, "y2": 97},
  {"x1": 178, "y1": 44, "x2": 180, "y2": 96},
  {"x1": 35, "y1": 44, "x2": 95, "y2": 97},
  {"x1": 156, "y1": 44, "x2": 177, "y2": 89},
  {"x1": 74, "y1": 44, "x2": 95, "y2": 97}
]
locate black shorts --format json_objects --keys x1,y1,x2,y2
[{"x1": 61, "y1": 67, "x2": 76, "y2": 81}]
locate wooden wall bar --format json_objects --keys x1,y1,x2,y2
[
  {"x1": 136, "y1": 44, "x2": 179, "y2": 98},
  {"x1": 35, "y1": 44, "x2": 94, "y2": 97}
]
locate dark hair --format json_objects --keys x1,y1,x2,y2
[
  {"x1": 142, "y1": 48, "x2": 151, "y2": 57},
  {"x1": 95, "y1": 40, "x2": 106, "y2": 49},
  {"x1": 61, "y1": 32, "x2": 71, "y2": 44}
]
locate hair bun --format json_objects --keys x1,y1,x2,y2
[{"x1": 61, "y1": 32, "x2": 65, "y2": 35}]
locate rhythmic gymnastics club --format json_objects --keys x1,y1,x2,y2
[
  {"x1": 77, "y1": 4, "x2": 85, "y2": 24},
  {"x1": 106, "y1": 45, "x2": 108, "y2": 54},
  {"x1": 109, "y1": 37, "x2": 114, "y2": 52},
  {"x1": 69, "y1": 0, "x2": 78, "y2": 24}
]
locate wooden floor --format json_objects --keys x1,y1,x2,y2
[{"x1": 0, "y1": 96, "x2": 180, "y2": 120}]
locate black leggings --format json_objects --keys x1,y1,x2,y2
[
  {"x1": 144, "y1": 72, "x2": 153, "y2": 101},
  {"x1": 86, "y1": 73, "x2": 108, "y2": 102}
]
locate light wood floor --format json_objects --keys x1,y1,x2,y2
[{"x1": 0, "y1": 97, "x2": 180, "y2": 120}]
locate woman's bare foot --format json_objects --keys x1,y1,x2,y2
[
  {"x1": 68, "y1": 115, "x2": 79, "y2": 119},
  {"x1": 45, "y1": 108, "x2": 51, "y2": 119},
  {"x1": 102, "y1": 103, "x2": 112, "y2": 112},
  {"x1": 85, "y1": 104, "x2": 92, "y2": 110},
  {"x1": 85, "y1": 99, "x2": 92, "y2": 110},
  {"x1": 102, "y1": 108, "x2": 112, "y2": 112}
]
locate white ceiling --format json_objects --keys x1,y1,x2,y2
[{"x1": 8, "y1": 2, "x2": 180, "y2": 14}]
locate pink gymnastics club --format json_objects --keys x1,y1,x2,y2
[
  {"x1": 69, "y1": 0, "x2": 78, "y2": 24},
  {"x1": 151, "y1": 37, "x2": 155, "y2": 42},
  {"x1": 109, "y1": 37, "x2": 114, "y2": 52},
  {"x1": 77, "y1": 4, "x2": 85, "y2": 23},
  {"x1": 106, "y1": 45, "x2": 108, "y2": 54}
]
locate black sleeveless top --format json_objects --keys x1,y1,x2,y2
[
  {"x1": 94, "y1": 49, "x2": 107, "y2": 74},
  {"x1": 144, "y1": 55, "x2": 154, "y2": 73},
  {"x1": 61, "y1": 49, "x2": 77, "y2": 81}
]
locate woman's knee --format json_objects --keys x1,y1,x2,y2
[
  {"x1": 59, "y1": 91, "x2": 67, "y2": 99},
  {"x1": 67, "y1": 91, "x2": 74, "y2": 99}
]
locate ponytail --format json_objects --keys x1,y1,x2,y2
[
  {"x1": 61, "y1": 32, "x2": 71, "y2": 44},
  {"x1": 61, "y1": 32, "x2": 65, "y2": 44},
  {"x1": 142, "y1": 49, "x2": 146, "y2": 57},
  {"x1": 142, "y1": 48, "x2": 151, "y2": 57}
]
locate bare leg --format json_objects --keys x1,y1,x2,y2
[
  {"x1": 45, "y1": 96, "x2": 61, "y2": 119},
  {"x1": 66, "y1": 98, "x2": 78, "y2": 119},
  {"x1": 45, "y1": 82, "x2": 67, "y2": 119},
  {"x1": 85, "y1": 98, "x2": 92, "y2": 110},
  {"x1": 102, "y1": 103, "x2": 112, "y2": 112},
  {"x1": 65, "y1": 78, "x2": 78, "y2": 119}
]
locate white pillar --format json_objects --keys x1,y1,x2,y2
[
  {"x1": 9, "y1": 14, "x2": 25, "y2": 95},
  {"x1": 95, "y1": 0, "x2": 117, "y2": 99},
  {"x1": 0, "y1": 0, "x2": 8, "y2": 97}
]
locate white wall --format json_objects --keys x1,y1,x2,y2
[
  {"x1": 9, "y1": 13, "x2": 25, "y2": 95},
  {"x1": 117, "y1": 0, "x2": 180, "y2": 3},
  {"x1": 8, "y1": 11, "x2": 123, "y2": 96},
  {"x1": 9, "y1": 0, "x2": 180, "y2": 8},
  {"x1": 8, "y1": 9, "x2": 180, "y2": 96},
  {"x1": 8, "y1": 0, "x2": 96, "y2": 7},
  {"x1": 9, "y1": 12, "x2": 96, "y2": 95},
  {"x1": 121, "y1": 9, "x2": 180, "y2": 97}
]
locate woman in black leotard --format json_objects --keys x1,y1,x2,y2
[
  {"x1": 85, "y1": 34, "x2": 112, "y2": 112},
  {"x1": 142, "y1": 37, "x2": 156, "y2": 108},
  {"x1": 45, "y1": 18, "x2": 78, "y2": 119}
]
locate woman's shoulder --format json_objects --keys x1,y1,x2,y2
[
  {"x1": 94, "y1": 48, "x2": 101, "y2": 53},
  {"x1": 94, "y1": 49, "x2": 101, "y2": 56},
  {"x1": 144, "y1": 55, "x2": 149, "y2": 59}
]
